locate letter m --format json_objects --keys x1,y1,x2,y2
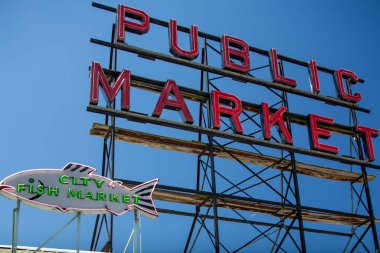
[
  {"x1": 90, "y1": 62, "x2": 131, "y2": 110},
  {"x1": 68, "y1": 189, "x2": 82, "y2": 199}
]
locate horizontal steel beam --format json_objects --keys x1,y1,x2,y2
[
  {"x1": 157, "y1": 208, "x2": 351, "y2": 237},
  {"x1": 90, "y1": 38, "x2": 370, "y2": 113},
  {"x1": 90, "y1": 123, "x2": 375, "y2": 183},
  {"x1": 91, "y1": 2, "x2": 365, "y2": 83},
  {"x1": 87, "y1": 105, "x2": 380, "y2": 170},
  {"x1": 102, "y1": 68, "x2": 356, "y2": 136},
  {"x1": 120, "y1": 179, "x2": 374, "y2": 226}
]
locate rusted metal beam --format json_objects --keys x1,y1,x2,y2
[{"x1": 90, "y1": 123, "x2": 375, "y2": 183}]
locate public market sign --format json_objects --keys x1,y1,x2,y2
[
  {"x1": 0, "y1": 163, "x2": 159, "y2": 217},
  {"x1": 89, "y1": 4, "x2": 379, "y2": 163}
]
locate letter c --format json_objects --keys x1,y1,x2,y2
[{"x1": 59, "y1": 175, "x2": 69, "y2": 185}]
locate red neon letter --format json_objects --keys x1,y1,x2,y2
[
  {"x1": 169, "y1": 19, "x2": 199, "y2": 60},
  {"x1": 269, "y1": 48, "x2": 297, "y2": 87},
  {"x1": 308, "y1": 114, "x2": 339, "y2": 154},
  {"x1": 334, "y1": 69, "x2": 361, "y2": 103},
  {"x1": 261, "y1": 103, "x2": 293, "y2": 144},
  {"x1": 90, "y1": 62, "x2": 131, "y2": 110},
  {"x1": 117, "y1": 5, "x2": 150, "y2": 42},
  {"x1": 355, "y1": 125, "x2": 379, "y2": 161},
  {"x1": 212, "y1": 90, "x2": 243, "y2": 134},
  {"x1": 221, "y1": 35, "x2": 250, "y2": 73},
  {"x1": 308, "y1": 60, "x2": 320, "y2": 94},
  {"x1": 152, "y1": 80, "x2": 194, "y2": 124}
]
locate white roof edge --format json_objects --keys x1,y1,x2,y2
[{"x1": 0, "y1": 245, "x2": 104, "y2": 253}]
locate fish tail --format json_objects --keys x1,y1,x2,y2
[{"x1": 131, "y1": 179, "x2": 159, "y2": 218}]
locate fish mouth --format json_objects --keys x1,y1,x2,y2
[{"x1": 0, "y1": 185, "x2": 14, "y2": 191}]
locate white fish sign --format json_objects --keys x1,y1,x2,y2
[{"x1": 0, "y1": 163, "x2": 159, "y2": 217}]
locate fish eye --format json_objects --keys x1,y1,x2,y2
[{"x1": 29, "y1": 178, "x2": 34, "y2": 183}]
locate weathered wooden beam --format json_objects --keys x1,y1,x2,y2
[{"x1": 90, "y1": 123, "x2": 375, "y2": 183}]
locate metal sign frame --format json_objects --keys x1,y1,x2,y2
[{"x1": 88, "y1": 2, "x2": 379, "y2": 252}]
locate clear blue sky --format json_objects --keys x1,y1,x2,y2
[{"x1": 1, "y1": 0, "x2": 380, "y2": 252}]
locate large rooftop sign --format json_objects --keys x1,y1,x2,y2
[
  {"x1": 0, "y1": 163, "x2": 159, "y2": 217},
  {"x1": 85, "y1": 3, "x2": 380, "y2": 252},
  {"x1": 88, "y1": 4, "x2": 379, "y2": 168}
]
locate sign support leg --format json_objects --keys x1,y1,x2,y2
[
  {"x1": 11, "y1": 200, "x2": 20, "y2": 253},
  {"x1": 133, "y1": 210, "x2": 141, "y2": 253},
  {"x1": 77, "y1": 212, "x2": 81, "y2": 253},
  {"x1": 32, "y1": 214, "x2": 78, "y2": 253},
  {"x1": 122, "y1": 228, "x2": 135, "y2": 253}
]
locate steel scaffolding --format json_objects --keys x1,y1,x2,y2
[{"x1": 88, "y1": 2, "x2": 379, "y2": 252}]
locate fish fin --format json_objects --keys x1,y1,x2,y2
[
  {"x1": 56, "y1": 206, "x2": 69, "y2": 213},
  {"x1": 62, "y1": 163, "x2": 96, "y2": 174},
  {"x1": 131, "y1": 179, "x2": 159, "y2": 218},
  {"x1": 114, "y1": 180, "x2": 123, "y2": 185}
]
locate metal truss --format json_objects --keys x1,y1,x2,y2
[
  {"x1": 343, "y1": 81, "x2": 379, "y2": 253},
  {"x1": 88, "y1": 3, "x2": 380, "y2": 252},
  {"x1": 183, "y1": 39, "x2": 306, "y2": 253}
]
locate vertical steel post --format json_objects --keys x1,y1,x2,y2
[
  {"x1": 11, "y1": 200, "x2": 20, "y2": 253},
  {"x1": 90, "y1": 22, "x2": 117, "y2": 252},
  {"x1": 184, "y1": 47, "x2": 206, "y2": 252},
  {"x1": 204, "y1": 38, "x2": 220, "y2": 253},
  {"x1": 279, "y1": 61, "x2": 307, "y2": 252},
  {"x1": 109, "y1": 20, "x2": 118, "y2": 253}
]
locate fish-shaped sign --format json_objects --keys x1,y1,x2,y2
[{"x1": 0, "y1": 163, "x2": 159, "y2": 217}]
